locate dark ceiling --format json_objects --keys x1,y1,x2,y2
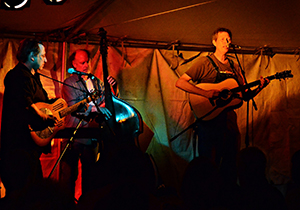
[{"x1": 1, "y1": 0, "x2": 299, "y2": 53}]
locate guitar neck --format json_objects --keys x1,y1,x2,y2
[
  {"x1": 59, "y1": 97, "x2": 92, "y2": 118},
  {"x1": 231, "y1": 74, "x2": 277, "y2": 93}
]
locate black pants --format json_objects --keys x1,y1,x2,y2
[
  {"x1": 0, "y1": 148, "x2": 43, "y2": 197},
  {"x1": 59, "y1": 140, "x2": 98, "y2": 197},
  {"x1": 195, "y1": 111, "x2": 240, "y2": 184}
]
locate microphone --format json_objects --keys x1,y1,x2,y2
[
  {"x1": 67, "y1": 68, "x2": 94, "y2": 79},
  {"x1": 228, "y1": 43, "x2": 241, "y2": 49},
  {"x1": 226, "y1": 38, "x2": 241, "y2": 49},
  {"x1": 226, "y1": 42, "x2": 241, "y2": 49}
]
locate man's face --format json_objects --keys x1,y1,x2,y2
[
  {"x1": 72, "y1": 50, "x2": 89, "y2": 73},
  {"x1": 33, "y1": 44, "x2": 47, "y2": 70},
  {"x1": 213, "y1": 31, "x2": 231, "y2": 54}
]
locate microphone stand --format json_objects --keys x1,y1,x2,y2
[
  {"x1": 170, "y1": 106, "x2": 219, "y2": 142},
  {"x1": 48, "y1": 118, "x2": 84, "y2": 178},
  {"x1": 231, "y1": 45, "x2": 257, "y2": 147},
  {"x1": 36, "y1": 72, "x2": 85, "y2": 93}
]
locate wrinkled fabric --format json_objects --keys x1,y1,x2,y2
[{"x1": 0, "y1": 39, "x2": 299, "y2": 192}]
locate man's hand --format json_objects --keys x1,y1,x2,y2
[
  {"x1": 107, "y1": 76, "x2": 117, "y2": 86},
  {"x1": 205, "y1": 89, "x2": 220, "y2": 99},
  {"x1": 98, "y1": 107, "x2": 112, "y2": 120},
  {"x1": 107, "y1": 75, "x2": 119, "y2": 96},
  {"x1": 32, "y1": 104, "x2": 57, "y2": 126},
  {"x1": 259, "y1": 76, "x2": 270, "y2": 90},
  {"x1": 242, "y1": 76, "x2": 270, "y2": 101},
  {"x1": 38, "y1": 110, "x2": 57, "y2": 126}
]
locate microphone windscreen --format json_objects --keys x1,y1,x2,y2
[{"x1": 67, "y1": 68, "x2": 76, "y2": 74}]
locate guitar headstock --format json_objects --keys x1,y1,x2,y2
[
  {"x1": 98, "y1": 27, "x2": 108, "y2": 56},
  {"x1": 275, "y1": 70, "x2": 293, "y2": 80}
]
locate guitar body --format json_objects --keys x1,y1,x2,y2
[
  {"x1": 188, "y1": 70, "x2": 293, "y2": 121},
  {"x1": 29, "y1": 98, "x2": 67, "y2": 147},
  {"x1": 29, "y1": 91, "x2": 101, "y2": 147},
  {"x1": 188, "y1": 78, "x2": 243, "y2": 121}
]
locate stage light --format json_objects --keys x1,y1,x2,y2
[
  {"x1": 43, "y1": 0, "x2": 67, "y2": 5},
  {"x1": 0, "y1": 0, "x2": 30, "y2": 10}
]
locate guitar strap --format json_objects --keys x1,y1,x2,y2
[
  {"x1": 206, "y1": 55, "x2": 237, "y2": 83},
  {"x1": 206, "y1": 55, "x2": 219, "y2": 73}
]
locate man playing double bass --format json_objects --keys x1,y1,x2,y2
[{"x1": 60, "y1": 49, "x2": 118, "y2": 197}]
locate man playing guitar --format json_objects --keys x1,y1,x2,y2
[
  {"x1": 0, "y1": 39, "x2": 57, "y2": 199},
  {"x1": 176, "y1": 28, "x2": 269, "y2": 184}
]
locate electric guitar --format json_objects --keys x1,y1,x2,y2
[
  {"x1": 188, "y1": 70, "x2": 293, "y2": 121},
  {"x1": 29, "y1": 91, "x2": 100, "y2": 147}
]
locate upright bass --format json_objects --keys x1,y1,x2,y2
[{"x1": 98, "y1": 28, "x2": 143, "y2": 143}]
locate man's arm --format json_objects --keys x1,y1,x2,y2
[
  {"x1": 175, "y1": 73, "x2": 220, "y2": 99},
  {"x1": 243, "y1": 76, "x2": 270, "y2": 101}
]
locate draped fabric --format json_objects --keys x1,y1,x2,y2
[{"x1": 0, "y1": 38, "x2": 299, "y2": 193}]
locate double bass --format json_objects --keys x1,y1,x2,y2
[{"x1": 98, "y1": 28, "x2": 143, "y2": 144}]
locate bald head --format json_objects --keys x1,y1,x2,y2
[{"x1": 71, "y1": 49, "x2": 90, "y2": 74}]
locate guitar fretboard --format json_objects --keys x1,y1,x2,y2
[
  {"x1": 59, "y1": 92, "x2": 99, "y2": 118},
  {"x1": 231, "y1": 71, "x2": 292, "y2": 93}
]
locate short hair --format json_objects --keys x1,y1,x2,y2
[
  {"x1": 69, "y1": 49, "x2": 90, "y2": 68},
  {"x1": 17, "y1": 38, "x2": 42, "y2": 63},
  {"x1": 212, "y1": 28, "x2": 232, "y2": 42}
]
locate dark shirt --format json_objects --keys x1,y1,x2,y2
[
  {"x1": 185, "y1": 54, "x2": 244, "y2": 85},
  {"x1": 0, "y1": 63, "x2": 49, "y2": 157},
  {"x1": 62, "y1": 74, "x2": 105, "y2": 145},
  {"x1": 185, "y1": 53, "x2": 243, "y2": 125},
  {"x1": 185, "y1": 54, "x2": 242, "y2": 172}
]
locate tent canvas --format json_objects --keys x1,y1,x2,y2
[{"x1": 0, "y1": 0, "x2": 299, "y2": 197}]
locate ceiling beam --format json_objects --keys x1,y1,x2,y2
[{"x1": 1, "y1": 32, "x2": 298, "y2": 55}]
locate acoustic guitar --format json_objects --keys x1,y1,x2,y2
[
  {"x1": 188, "y1": 70, "x2": 293, "y2": 121},
  {"x1": 29, "y1": 91, "x2": 100, "y2": 147}
]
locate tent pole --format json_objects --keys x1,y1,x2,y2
[{"x1": 61, "y1": 41, "x2": 67, "y2": 96}]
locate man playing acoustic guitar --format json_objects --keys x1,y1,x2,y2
[{"x1": 176, "y1": 28, "x2": 269, "y2": 185}]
